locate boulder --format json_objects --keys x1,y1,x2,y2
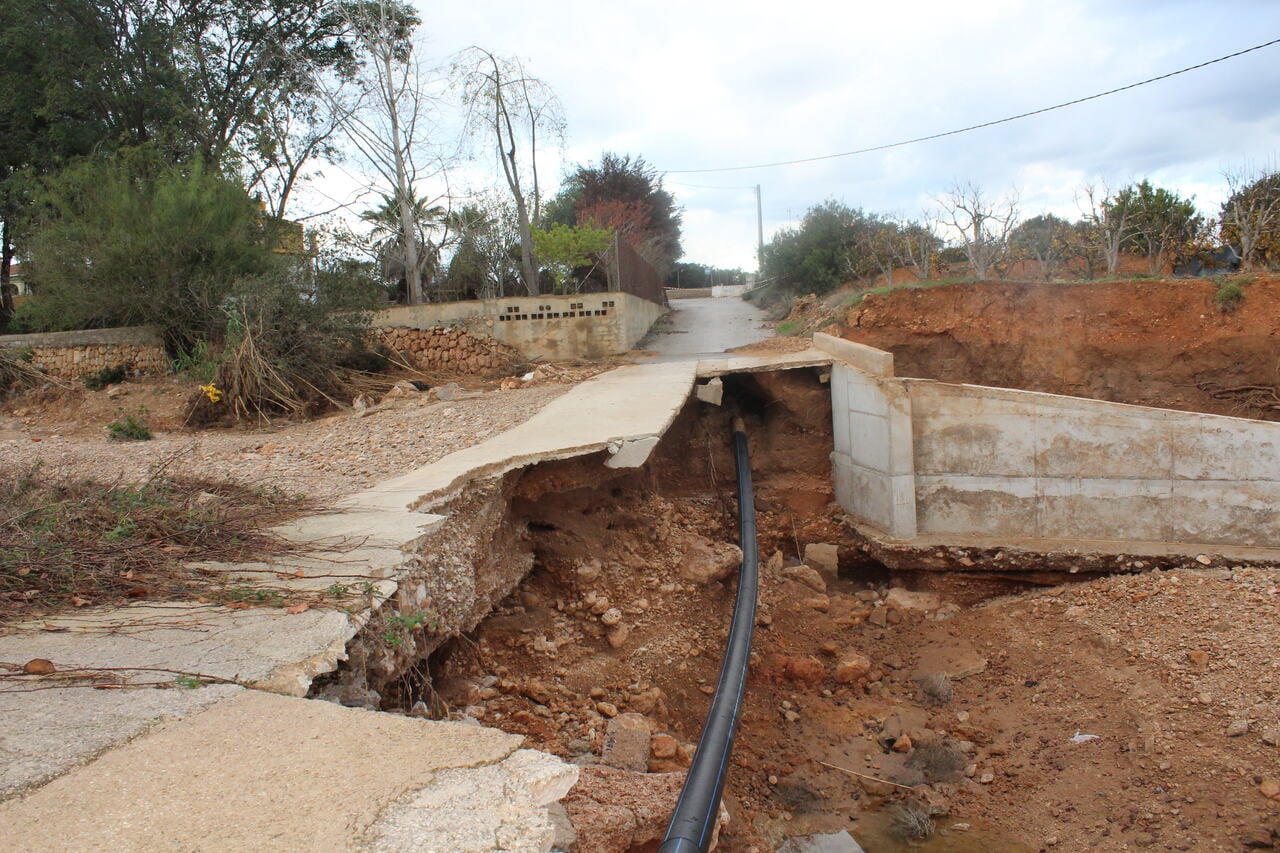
[
  {"x1": 678, "y1": 535, "x2": 742, "y2": 585},
  {"x1": 602, "y1": 713, "x2": 651, "y2": 772}
]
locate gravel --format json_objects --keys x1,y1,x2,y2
[{"x1": 1, "y1": 384, "x2": 570, "y2": 500}]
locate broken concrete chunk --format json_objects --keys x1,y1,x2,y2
[
  {"x1": 884, "y1": 587, "x2": 943, "y2": 613},
  {"x1": 778, "y1": 830, "x2": 867, "y2": 852},
  {"x1": 695, "y1": 377, "x2": 724, "y2": 406},
  {"x1": 605, "y1": 436, "x2": 661, "y2": 469}
]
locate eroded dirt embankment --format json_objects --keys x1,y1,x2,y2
[
  {"x1": 318, "y1": 364, "x2": 1280, "y2": 852},
  {"x1": 841, "y1": 276, "x2": 1280, "y2": 421}
]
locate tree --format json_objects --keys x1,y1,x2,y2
[
  {"x1": 894, "y1": 217, "x2": 942, "y2": 281},
  {"x1": 763, "y1": 199, "x2": 870, "y2": 295},
  {"x1": 334, "y1": 1, "x2": 440, "y2": 304},
  {"x1": 360, "y1": 192, "x2": 447, "y2": 302},
  {"x1": 938, "y1": 183, "x2": 1018, "y2": 279},
  {"x1": 0, "y1": 0, "x2": 370, "y2": 325},
  {"x1": 20, "y1": 154, "x2": 276, "y2": 352},
  {"x1": 556, "y1": 153, "x2": 684, "y2": 277},
  {"x1": 531, "y1": 223, "x2": 612, "y2": 292},
  {"x1": 855, "y1": 214, "x2": 905, "y2": 286},
  {"x1": 1009, "y1": 213, "x2": 1074, "y2": 280},
  {"x1": 1117, "y1": 180, "x2": 1202, "y2": 274},
  {"x1": 1221, "y1": 167, "x2": 1280, "y2": 269},
  {"x1": 443, "y1": 196, "x2": 523, "y2": 299},
  {"x1": 1080, "y1": 182, "x2": 1140, "y2": 276},
  {"x1": 454, "y1": 47, "x2": 564, "y2": 296}
]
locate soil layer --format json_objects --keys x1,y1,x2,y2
[
  {"x1": 840, "y1": 275, "x2": 1280, "y2": 421},
  {"x1": 410, "y1": 366, "x2": 1280, "y2": 852}
]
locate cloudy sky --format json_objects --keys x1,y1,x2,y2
[{"x1": 318, "y1": 0, "x2": 1280, "y2": 270}]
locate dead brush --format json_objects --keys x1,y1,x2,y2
[
  {"x1": 0, "y1": 462, "x2": 314, "y2": 619},
  {"x1": 184, "y1": 301, "x2": 379, "y2": 425},
  {"x1": 907, "y1": 738, "x2": 969, "y2": 783},
  {"x1": 0, "y1": 347, "x2": 60, "y2": 399},
  {"x1": 888, "y1": 800, "x2": 935, "y2": 841},
  {"x1": 916, "y1": 671, "x2": 954, "y2": 705}
]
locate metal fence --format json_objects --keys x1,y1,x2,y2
[{"x1": 608, "y1": 236, "x2": 668, "y2": 308}]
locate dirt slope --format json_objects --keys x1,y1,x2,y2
[{"x1": 841, "y1": 276, "x2": 1280, "y2": 421}]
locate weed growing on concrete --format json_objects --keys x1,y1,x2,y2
[
  {"x1": 222, "y1": 587, "x2": 286, "y2": 607},
  {"x1": 174, "y1": 675, "x2": 204, "y2": 689},
  {"x1": 889, "y1": 801, "x2": 935, "y2": 841},
  {"x1": 106, "y1": 408, "x2": 153, "y2": 441}
]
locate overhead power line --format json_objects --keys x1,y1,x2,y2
[{"x1": 664, "y1": 36, "x2": 1280, "y2": 175}]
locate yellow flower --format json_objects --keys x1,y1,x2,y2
[{"x1": 200, "y1": 383, "x2": 223, "y2": 404}]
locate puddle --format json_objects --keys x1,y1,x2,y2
[{"x1": 850, "y1": 809, "x2": 1036, "y2": 852}]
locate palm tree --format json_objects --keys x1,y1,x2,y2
[{"x1": 361, "y1": 193, "x2": 447, "y2": 303}]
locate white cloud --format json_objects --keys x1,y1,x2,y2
[{"x1": 304, "y1": 0, "x2": 1280, "y2": 270}]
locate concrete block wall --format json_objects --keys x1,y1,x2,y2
[
  {"x1": 815, "y1": 332, "x2": 1280, "y2": 549},
  {"x1": 0, "y1": 326, "x2": 169, "y2": 380},
  {"x1": 818, "y1": 335, "x2": 917, "y2": 539},
  {"x1": 372, "y1": 292, "x2": 665, "y2": 361}
]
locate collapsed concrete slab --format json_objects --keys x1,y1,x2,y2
[{"x1": 0, "y1": 691, "x2": 576, "y2": 853}]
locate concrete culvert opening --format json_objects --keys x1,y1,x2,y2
[{"x1": 315, "y1": 364, "x2": 1280, "y2": 852}]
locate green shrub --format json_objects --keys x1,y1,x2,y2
[
  {"x1": 171, "y1": 341, "x2": 218, "y2": 383},
  {"x1": 106, "y1": 409, "x2": 152, "y2": 441},
  {"x1": 776, "y1": 319, "x2": 804, "y2": 337},
  {"x1": 84, "y1": 363, "x2": 128, "y2": 391},
  {"x1": 1215, "y1": 279, "x2": 1245, "y2": 312}
]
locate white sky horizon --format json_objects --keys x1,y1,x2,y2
[{"x1": 295, "y1": 1, "x2": 1280, "y2": 271}]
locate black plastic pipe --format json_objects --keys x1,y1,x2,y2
[{"x1": 660, "y1": 416, "x2": 760, "y2": 853}]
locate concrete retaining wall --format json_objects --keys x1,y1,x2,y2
[
  {"x1": 0, "y1": 326, "x2": 169, "y2": 380},
  {"x1": 815, "y1": 333, "x2": 1280, "y2": 549},
  {"x1": 372, "y1": 292, "x2": 664, "y2": 361}
]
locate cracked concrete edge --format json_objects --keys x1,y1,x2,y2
[
  {"x1": 0, "y1": 691, "x2": 574, "y2": 852},
  {"x1": 366, "y1": 749, "x2": 580, "y2": 853}
]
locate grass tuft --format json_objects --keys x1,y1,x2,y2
[
  {"x1": 907, "y1": 738, "x2": 968, "y2": 782},
  {"x1": 106, "y1": 409, "x2": 153, "y2": 441},
  {"x1": 889, "y1": 801, "x2": 935, "y2": 841},
  {"x1": 1215, "y1": 278, "x2": 1245, "y2": 312}
]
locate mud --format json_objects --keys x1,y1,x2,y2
[{"x1": 841, "y1": 275, "x2": 1280, "y2": 421}]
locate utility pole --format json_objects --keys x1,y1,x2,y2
[{"x1": 755, "y1": 184, "x2": 764, "y2": 273}]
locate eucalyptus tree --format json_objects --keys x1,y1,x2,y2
[{"x1": 453, "y1": 47, "x2": 565, "y2": 296}]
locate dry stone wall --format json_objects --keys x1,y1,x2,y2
[
  {"x1": 0, "y1": 327, "x2": 169, "y2": 381},
  {"x1": 375, "y1": 325, "x2": 522, "y2": 377}
]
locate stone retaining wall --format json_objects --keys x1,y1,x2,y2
[
  {"x1": 0, "y1": 326, "x2": 169, "y2": 381},
  {"x1": 374, "y1": 325, "x2": 523, "y2": 377}
]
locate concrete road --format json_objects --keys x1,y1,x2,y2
[{"x1": 642, "y1": 296, "x2": 771, "y2": 356}]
